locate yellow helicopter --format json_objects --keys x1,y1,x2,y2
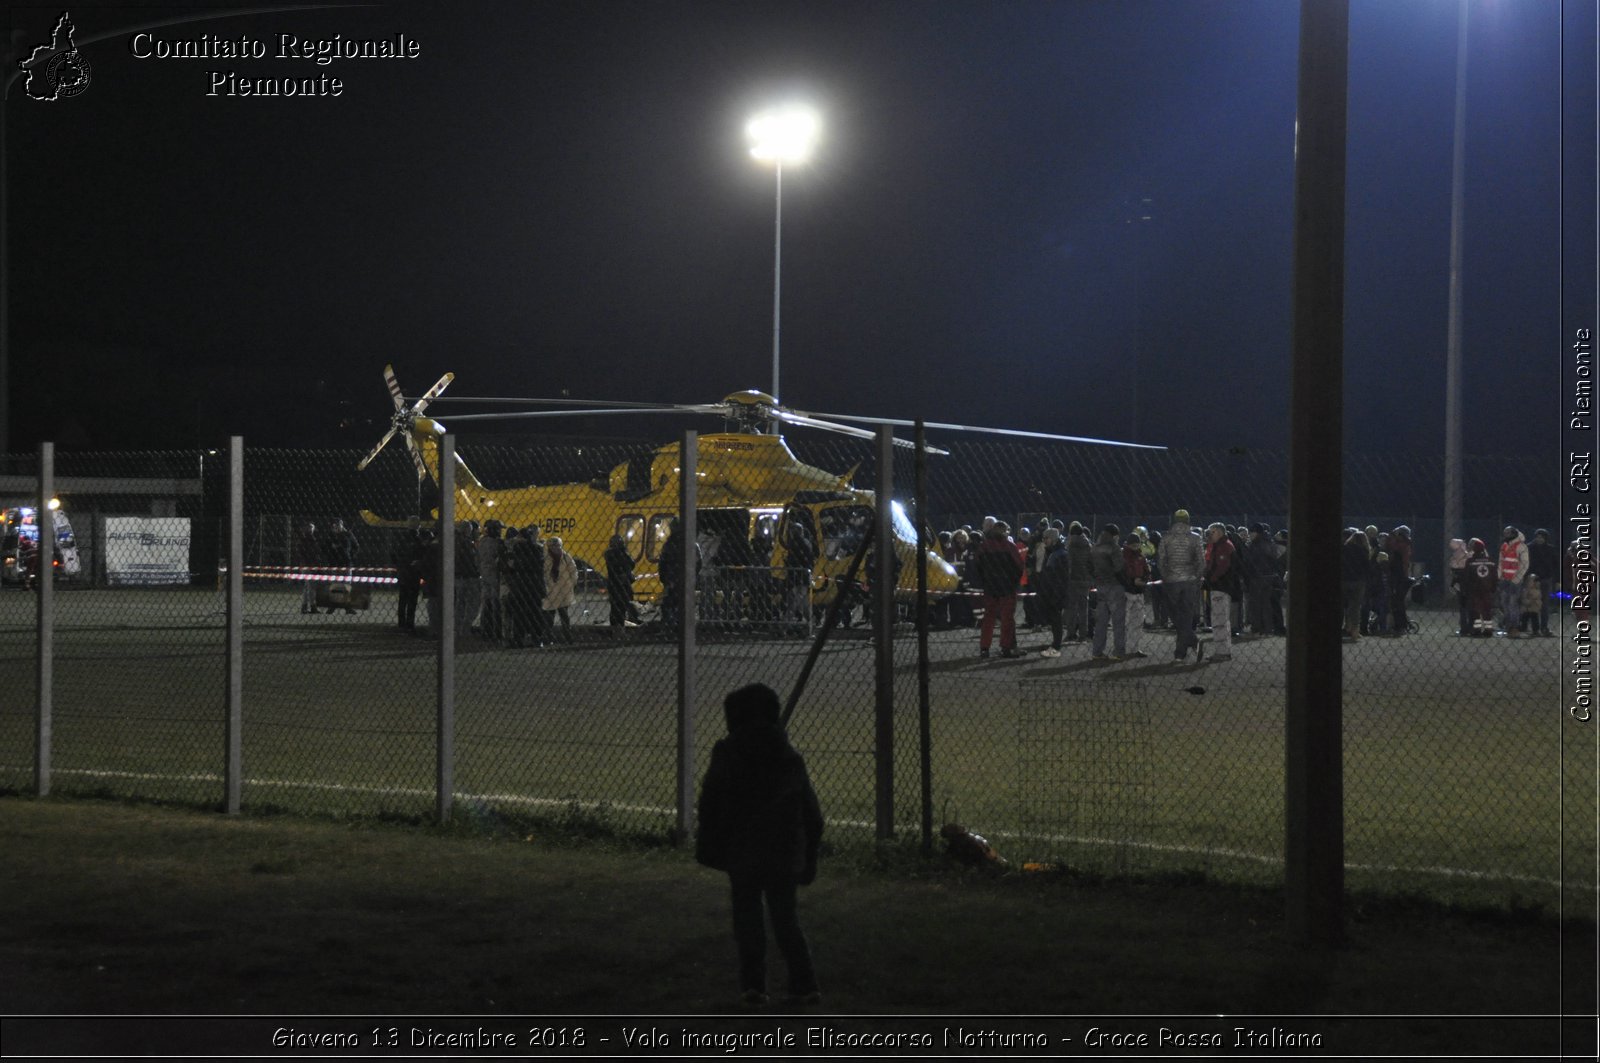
[{"x1": 355, "y1": 365, "x2": 1161, "y2": 610}]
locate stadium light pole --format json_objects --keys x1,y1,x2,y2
[
  {"x1": 747, "y1": 104, "x2": 819, "y2": 406},
  {"x1": 1443, "y1": 0, "x2": 1468, "y2": 571}
]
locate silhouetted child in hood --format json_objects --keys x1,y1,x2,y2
[{"x1": 695, "y1": 683, "x2": 824, "y2": 1007}]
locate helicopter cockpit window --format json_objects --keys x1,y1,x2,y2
[
  {"x1": 819, "y1": 505, "x2": 873, "y2": 561},
  {"x1": 889, "y1": 500, "x2": 918, "y2": 545},
  {"x1": 645, "y1": 514, "x2": 675, "y2": 563},
  {"x1": 615, "y1": 516, "x2": 645, "y2": 561}
]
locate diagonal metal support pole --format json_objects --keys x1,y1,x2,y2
[{"x1": 783, "y1": 519, "x2": 874, "y2": 728}]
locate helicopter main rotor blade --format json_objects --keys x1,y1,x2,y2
[
  {"x1": 409, "y1": 372, "x2": 455, "y2": 417},
  {"x1": 767, "y1": 409, "x2": 951, "y2": 455},
  {"x1": 436, "y1": 406, "x2": 728, "y2": 423},
  {"x1": 769, "y1": 409, "x2": 876, "y2": 439},
  {"x1": 356, "y1": 424, "x2": 401, "y2": 472},
  {"x1": 383, "y1": 364, "x2": 407, "y2": 412},
  {"x1": 793, "y1": 409, "x2": 1166, "y2": 451},
  {"x1": 415, "y1": 395, "x2": 690, "y2": 410},
  {"x1": 402, "y1": 431, "x2": 429, "y2": 482}
]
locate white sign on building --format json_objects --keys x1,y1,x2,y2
[{"x1": 104, "y1": 517, "x2": 192, "y2": 586}]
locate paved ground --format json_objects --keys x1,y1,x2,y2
[{"x1": 0, "y1": 585, "x2": 1590, "y2": 909}]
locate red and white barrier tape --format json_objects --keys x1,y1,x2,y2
[{"x1": 244, "y1": 566, "x2": 397, "y2": 586}]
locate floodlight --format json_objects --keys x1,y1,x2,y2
[{"x1": 747, "y1": 106, "x2": 820, "y2": 165}]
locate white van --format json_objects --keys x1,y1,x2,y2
[{"x1": 1, "y1": 505, "x2": 82, "y2": 584}]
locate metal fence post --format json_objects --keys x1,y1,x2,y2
[
  {"x1": 675, "y1": 432, "x2": 700, "y2": 845},
  {"x1": 437, "y1": 435, "x2": 456, "y2": 825},
  {"x1": 224, "y1": 437, "x2": 243, "y2": 814},
  {"x1": 915, "y1": 422, "x2": 933, "y2": 854},
  {"x1": 676, "y1": 430, "x2": 697, "y2": 845},
  {"x1": 34, "y1": 443, "x2": 53, "y2": 797},
  {"x1": 874, "y1": 425, "x2": 895, "y2": 841},
  {"x1": 1286, "y1": 0, "x2": 1349, "y2": 949}
]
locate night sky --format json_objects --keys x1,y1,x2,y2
[{"x1": 4, "y1": 1, "x2": 1591, "y2": 468}]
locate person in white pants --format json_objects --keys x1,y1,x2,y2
[
  {"x1": 1123, "y1": 533, "x2": 1148, "y2": 657},
  {"x1": 1203, "y1": 523, "x2": 1237, "y2": 662}
]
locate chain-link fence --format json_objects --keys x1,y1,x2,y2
[{"x1": 0, "y1": 437, "x2": 1591, "y2": 911}]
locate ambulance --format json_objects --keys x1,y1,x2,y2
[{"x1": 1, "y1": 504, "x2": 82, "y2": 585}]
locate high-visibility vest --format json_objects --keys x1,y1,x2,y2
[{"x1": 1499, "y1": 541, "x2": 1522, "y2": 581}]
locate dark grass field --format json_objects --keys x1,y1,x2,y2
[
  {"x1": 1, "y1": 796, "x2": 1595, "y2": 1059},
  {"x1": 0, "y1": 584, "x2": 1593, "y2": 916}
]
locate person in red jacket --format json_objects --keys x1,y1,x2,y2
[
  {"x1": 1463, "y1": 538, "x2": 1498, "y2": 636},
  {"x1": 975, "y1": 522, "x2": 1024, "y2": 659}
]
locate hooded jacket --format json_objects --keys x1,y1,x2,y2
[{"x1": 695, "y1": 687, "x2": 824, "y2": 885}]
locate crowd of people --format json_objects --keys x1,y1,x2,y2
[
  {"x1": 935, "y1": 511, "x2": 1287, "y2": 664},
  {"x1": 295, "y1": 511, "x2": 1586, "y2": 656},
  {"x1": 1442, "y1": 526, "x2": 1569, "y2": 638},
  {"x1": 937, "y1": 513, "x2": 1582, "y2": 663},
  {"x1": 293, "y1": 518, "x2": 360, "y2": 615},
  {"x1": 377, "y1": 519, "x2": 613, "y2": 646}
]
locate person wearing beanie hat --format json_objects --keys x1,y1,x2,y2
[
  {"x1": 1158, "y1": 508, "x2": 1205, "y2": 662},
  {"x1": 696, "y1": 684, "x2": 824, "y2": 1007}
]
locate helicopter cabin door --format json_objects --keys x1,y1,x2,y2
[
  {"x1": 694, "y1": 508, "x2": 753, "y2": 621},
  {"x1": 773, "y1": 503, "x2": 827, "y2": 603}
]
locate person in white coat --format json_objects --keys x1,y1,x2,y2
[{"x1": 542, "y1": 536, "x2": 580, "y2": 644}]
